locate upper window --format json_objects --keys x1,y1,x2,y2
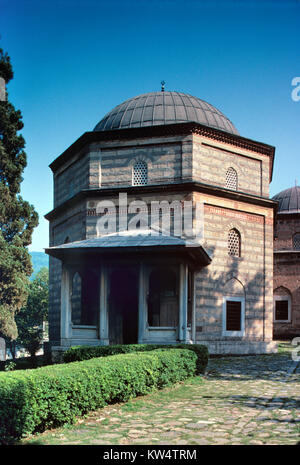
[
  {"x1": 133, "y1": 161, "x2": 148, "y2": 186},
  {"x1": 293, "y1": 233, "x2": 300, "y2": 250},
  {"x1": 228, "y1": 228, "x2": 241, "y2": 257},
  {"x1": 226, "y1": 167, "x2": 238, "y2": 191}
]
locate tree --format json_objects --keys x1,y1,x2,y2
[
  {"x1": 0, "y1": 47, "x2": 38, "y2": 340},
  {"x1": 16, "y1": 267, "x2": 49, "y2": 358}
]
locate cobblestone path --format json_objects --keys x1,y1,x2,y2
[{"x1": 23, "y1": 347, "x2": 300, "y2": 445}]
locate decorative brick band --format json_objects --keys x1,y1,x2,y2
[
  {"x1": 87, "y1": 203, "x2": 273, "y2": 226},
  {"x1": 205, "y1": 204, "x2": 266, "y2": 225}
]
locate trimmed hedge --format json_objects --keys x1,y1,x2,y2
[
  {"x1": 0, "y1": 348, "x2": 197, "y2": 443},
  {"x1": 63, "y1": 343, "x2": 209, "y2": 374},
  {"x1": 0, "y1": 355, "x2": 50, "y2": 372}
]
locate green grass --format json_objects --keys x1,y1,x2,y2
[{"x1": 277, "y1": 341, "x2": 295, "y2": 354}]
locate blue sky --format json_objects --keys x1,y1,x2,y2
[{"x1": 1, "y1": 0, "x2": 299, "y2": 251}]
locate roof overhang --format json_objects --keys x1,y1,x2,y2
[
  {"x1": 49, "y1": 121, "x2": 275, "y2": 181},
  {"x1": 45, "y1": 180, "x2": 277, "y2": 222},
  {"x1": 45, "y1": 231, "x2": 212, "y2": 268},
  {"x1": 274, "y1": 250, "x2": 300, "y2": 254},
  {"x1": 275, "y1": 210, "x2": 300, "y2": 217}
]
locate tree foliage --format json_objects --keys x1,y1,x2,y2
[
  {"x1": 16, "y1": 267, "x2": 49, "y2": 358},
  {"x1": 0, "y1": 49, "x2": 13, "y2": 84},
  {"x1": 0, "y1": 47, "x2": 38, "y2": 339}
]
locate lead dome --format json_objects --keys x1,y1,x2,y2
[
  {"x1": 272, "y1": 185, "x2": 300, "y2": 213},
  {"x1": 94, "y1": 91, "x2": 239, "y2": 135}
]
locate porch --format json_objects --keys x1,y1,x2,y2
[{"x1": 45, "y1": 231, "x2": 211, "y2": 349}]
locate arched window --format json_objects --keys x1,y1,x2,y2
[
  {"x1": 71, "y1": 270, "x2": 99, "y2": 326},
  {"x1": 148, "y1": 268, "x2": 178, "y2": 327},
  {"x1": 274, "y1": 287, "x2": 291, "y2": 323},
  {"x1": 133, "y1": 161, "x2": 148, "y2": 186},
  {"x1": 71, "y1": 272, "x2": 82, "y2": 325},
  {"x1": 293, "y1": 233, "x2": 300, "y2": 250},
  {"x1": 226, "y1": 167, "x2": 238, "y2": 191},
  {"x1": 228, "y1": 228, "x2": 241, "y2": 257}
]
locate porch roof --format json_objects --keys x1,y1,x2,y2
[{"x1": 45, "y1": 230, "x2": 212, "y2": 267}]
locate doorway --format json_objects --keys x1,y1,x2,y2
[{"x1": 108, "y1": 269, "x2": 139, "y2": 345}]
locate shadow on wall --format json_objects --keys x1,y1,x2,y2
[{"x1": 198, "y1": 243, "x2": 271, "y2": 341}]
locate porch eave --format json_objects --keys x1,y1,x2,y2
[
  {"x1": 45, "y1": 232, "x2": 211, "y2": 267},
  {"x1": 45, "y1": 243, "x2": 211, "y2": 267}
]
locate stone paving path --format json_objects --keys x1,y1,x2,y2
[{"x1": 23, "y1": 346, "x2": 300, "y2": 445}]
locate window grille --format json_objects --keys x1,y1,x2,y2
[
  {"x1": 133, "y1": 161, "x2": 148, "y2": 186},
  {"x1": 293, "y1": 233, "x2": 300, "y2": 250},
  {"x1": 71, "y1": 272, "x2": 82, "y2": 325},
  {"x1": 226, "y1": 167, "x2": 237, "y2": 190},
  {"x1": 275, "y1": 300, "x2": 289, "y2": 321},
  {"x1": 222, "y1": 296, "x2": 245, "y2": 336},
  {"x1": 226, "y1": 300, "x2": 242, "y2": 331},
  {"x1": 228, "y1": 229, "x2": 241, "y2": 257}
]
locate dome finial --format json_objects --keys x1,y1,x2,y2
[{"x1": 161, "y1": 80, "x2": 165, "y2": 92}]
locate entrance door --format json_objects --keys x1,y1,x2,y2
[{"x1": 108, "y1": 269, "x2": 139, "y2": 345}]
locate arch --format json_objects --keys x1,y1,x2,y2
[
  {"x1": 71, "y1": 272, "x2": 82, "y2": 325},
  {"x1": 132, "y1": 160, "x2": 148, "y2": 186},
  {"x1": 274, "y1": 286, "x2": 291, "y2": 297},
  {"x1": 226, "y1": 167, "x2": 238, "y2": 191},
  {"x1": 293, "y1": 233, "x2": 300, "y2": 250},
  {"x1": 228, "y1": 228, "x2": 241, "y2": 257},
  {"x1": 274, "y1": 287, "x2": 292, "y2": 323},
  {"x1": 226, "y1": 221, "x2": 246, "y2": 240},
  {"x1": 223, "y1": 277, "x2": 245, "y2": 336},
  {"x1": 224, "y1": 277, "x2": 245, "y2": 297}
]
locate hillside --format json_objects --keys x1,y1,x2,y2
[{"x1": 29, "y1": 251, "x2": 49, "y2": 278}]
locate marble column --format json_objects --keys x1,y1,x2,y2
[
  {"x1": 61, "y1": 264, "x2": 72, "y2": 346},
  {"x1": 179, "y1": 263, "x2": 188, "y2": 343},
  {"x1": 191, "y1": 271, "x2": 196, "y2": 343},
  {"x1": 99, "y1": 264, "x2": 109, "y2": 345},
  {"x1": 138, "y1": 263, "x2": 147, "y2": 343}
]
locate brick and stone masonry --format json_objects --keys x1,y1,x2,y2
[
  {"x1": 273, "y1": 192, "x2": 300, "y2": 339},
  {"x1": 45, "y1": 91, "x2": 278, "y2": 355}
]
